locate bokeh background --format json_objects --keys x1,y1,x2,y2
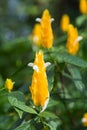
[{"x1": 0, "y1": 0, "x2": 81, "y2": 82}]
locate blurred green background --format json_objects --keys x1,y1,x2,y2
[{"x1": 0, "y1": 0, "x2": 80, "y2": 80}]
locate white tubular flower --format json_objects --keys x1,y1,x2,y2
[
  {"x1": 35, "y1": 18, "x2": 41, "y2": 22},
  {"x1": 28, "y1": 63, "x2": 39, "y2": 72},
  {"x1": 50, "y1": 18, "x2": 55, "y2": 23},
  {"x1": 45, "y1": 62, "x2": 51, "y2": 68},
  {"x1": 76, "y1": 36, "x2": 83, "y2": 42}
]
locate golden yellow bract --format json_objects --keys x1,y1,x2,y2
[
  {"x1": 30, "y1": 51, "x2": 49, "y2": 107},
  {"x1": 32, "y1": 23, "x2": 42, "y2": 46},
  {"x1": 82, "y1": 113, "x2": 87, "y2": 127},
  {"x1": 66, "y1": 24, "x2": 79, "y2": 55},
  {"x1": 60, "y1": 14, "x2": 70, "y2": 32},
  {"x1": 5, "y1": 78, "x2": 14, "y2": 92},
  {"x1": 41, "y1": 9, "x2": 54, "y2": 48},
  {"x1": 79, "y1": 0, "x2": 87, "y2": 14}
]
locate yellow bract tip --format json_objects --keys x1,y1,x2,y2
[
  {"x1": 60, "y1": 14, "x2": 70, "y2": 32},
  {"x1": 5, "y1": 78, "x2": 14, "y2": 92},
  {"x1": 31, "y1": 23, "x2": 42, "y2": 46},
  {"x1": 79, "y1": 0, "x2": 87, "y2": 14},
  {"x1": 66, "y1": 24, "x2": 79, "y2": 55}
]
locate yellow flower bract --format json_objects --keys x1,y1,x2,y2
[
  {"x1": 5, "y1": 78, "x2": 14, "y2": 92},
  {"x1": 66, "y1": 24, "x2": 79, "y2": 55},
  {"x1": 60, "y1": 14, "x2": 70, "y2": 32},
  {"x1": 30, "y1": 51, "x2": 49, "y2": 107},
  {"x1": 41, "y1": 9, "x2": 54, "y2": 48},
  {"x1": 32, "y1": 23, "x2": 42, "y2": 46},
  {"x1": 82, "y1": 113, "x2": 87, "y2": 127},
  {"x1": 79, "y1": 0, "x2": 87, "y2": 14}
]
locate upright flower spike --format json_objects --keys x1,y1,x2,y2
[
  {"x1": 82, "y1": 113, "x2": 87, "y2": 127},
  {"x1": 66, "y1": 24, "x2": 83, "y2": 55},
  {"x1": 60, "y1": 14, "x2": 70, "y2": 32},
  {"x1": 28, "y1": 51, "x2": 50, "y2": 111},
  {"x1": 5, "y1": 78, "x2": 14, "y2": 92},
  {"x1": 31, "y1": 23, "x2": 42, "y2": 46},
  {"x1": 36, "y1": 9, "x2": 54, "y2": 48},
  {"x1": 79, "y1": 0, "x2": 87, "y2": 14},
  {"x1": 41, "y1": 9, "x2": 54, "y2": 48}
]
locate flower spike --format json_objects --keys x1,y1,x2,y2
[
  {"x1": 5, "y1": 78, "x2": 15, "y2": 92},
  {"x1": 60, "y1": 14, "x2": 70, "y2": 32},
  {"x1": 31, "y1": 23, "x2": 42, "y2": 46},
  {"x1": 79, "y1": 0, "x2": 87, "y2": 14},
  {"x1": 29, "y1": 51, "x2": 50, "y2": 111},
  {"x1": 40, "y1": 9, "x2": 54, "y2": 48},
  {"x1": 66, "y1": 24, "x2": 83, "y2": 55},
  {"x1": 82, "y1": 113, "x2": 87, "y2": 126}
]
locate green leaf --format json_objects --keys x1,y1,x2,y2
[
  {"x1": 8, "y1": 91, "x2": 26, "y2": 102},
  {"x1": 8, "y1": 91, "x2": 37, "y2": 114},
  {"x1": 44, "y1": 122, "x2": 57, "y2": 130},
  {"x1": 14, "y1": 120, "x2": 31, "y2": 130},
  {"x1": 14, "y1": 118, "x2": 38, "y2": 130},
  {"x1": 15, "y1": 108, "x2": 23, "y2": 119},
  {"x1": 39, "y1": 111, "x2": 58, "y2": 119},
  {"x1": 67, "y1": 64, "x2": 85, "y2": 91},
  {"x1": 76, "y1": 15, "x2": 87, "y2": 26},
  {"x1": 47, "y1": 98, "x2": 59, "y2": 108},
  {"x1": 8, "y1": 91, "x2": 25, "y2": 118},
  {"x1": 52, "y1": 52, "x2": 87, "y2": 68},
  {"x1": 8, "y1": 96, "x2": 37, "y2": 114}
]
